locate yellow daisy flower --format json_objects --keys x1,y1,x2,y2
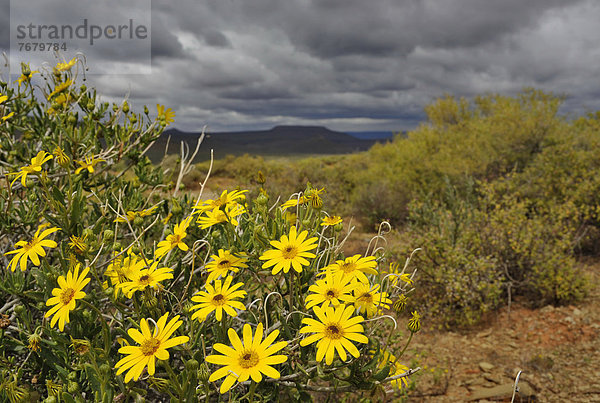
[
  {"x1": 15, "y1": 64, "x2": 38, "y2": 87},
  {"x1": 197, "y1": 203, "x2": 246, "y2": 229},
  {"x1": 377, "y1": 349, "x2": 410, "y2": 390},
  {"x1": 4, "y1": 224, "x2": 60, "y2": 272},
  {"x1": 1, "y1": 111, "x2": 14, "y2": 122},
  {"x1": 7, "y1": 150, "x2": 53, "y2": 187},
  {"x1": 305, "y1": 269, "x2": 354, "y2": 310},
  {"x1": 299, "y1": 304, "x2": 368, "y2": 365},
  {"x1": 45, "y1": 264, "x2": 90, "y2": 331},
  {"x1": 156, "y1": 104, "x2": 175, "y2": 125},
  {"x1": 53, "y1": 146, "x2": 71, "y2": 167},
  {"x1": 68, "y1": 234, "x2": 88, "y2": 255},
  {"x1": 259, "y1": 226, "x2": 318, "y2": 275},
  {"x1": 74, "y1": 155, "x2": 106, "y2": 174},
  {"x1": 154, "y1": 216, "x2": 192, "y2": 258},
  {"x1": 192, "y1": 189, "x2": 248, "y2": 214},
  {"x1": 206, "y1": 323, "x2": 288, "y2": 394},
  {"x1": 114, "y1": 205, "x2": 158, "y2": 223},
  {"x1": 117, "y1": 261, "x2": 174, "y2": 298},
  {"x1": 326, "y1": 254, "x2": 378, "y2": 284},
  {"x1": 48, "y1": 79, "x2": 73, "y2": 99},
  {"x1": 55, "y1": 57, "x2": 77, "y2": 72},
  {"x1": 280, "y1": 196, "x2": 306, "y2": 211},
  {"x1": 352, "y1": 282, "x2": 392, "y2": 318},
  {"x1": 205, "y1": 249, "x2": 248, "y2": 283},
  {"x1": 115, "y1": 312, "x2": 189, "y2": 382},
  {"x1": 189, "y1": 276, "x2": 247, "y2": 322},
  {"x1": 104, "y1": 250, "x2": 147, "y2": 296},
  {"x1": 382, "y1": 262, "x2": 414, "y2": 287},
  {"x1": 321, "y1": 215, "x2": 342, "y2": 226}
]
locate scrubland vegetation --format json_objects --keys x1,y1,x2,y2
[
  {"x1": 192, "y1": 89, "x2": 596, "y2": 327},
  {"x1": 1, "y1": 57, "x2": 596, "y2": 402}
]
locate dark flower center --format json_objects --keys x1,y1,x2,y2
[{"x1": 60, "y1": 288, "x2": 76, "y2": 305}]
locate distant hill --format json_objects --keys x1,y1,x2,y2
[
  {"x1": 345, "y1": 131, "x2": 394, "y2": 140},
  {"x1": 148, "y1": 125, "x2": 390, "y2": 162}
]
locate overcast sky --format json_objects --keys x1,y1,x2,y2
[{"x1": 2, "y1": 0, "x2": 600, "y2": 132}]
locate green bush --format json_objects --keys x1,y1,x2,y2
[{"x1": 395, "y1": 178, "x2": 588, "y2": 327}]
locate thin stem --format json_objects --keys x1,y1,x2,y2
[{"x1": 397, "y1": 332, "x2": 413, "y2": 360}]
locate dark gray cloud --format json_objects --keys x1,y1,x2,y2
[{"x1": 1, "y1": 0, "x2": 599, "y2": 132}]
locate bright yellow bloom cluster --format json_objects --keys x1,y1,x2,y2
[
  {"x1": 325, "y1": 254, "x2": 378, "y2": 284},
  {"x1": 197, "y1": 203, "x2": 246, "y2": 229}
]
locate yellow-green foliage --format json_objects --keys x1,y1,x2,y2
[
  {"x1": 194, "y1": 153, "x2": 362, "y2": 218},
  {"x1": 353, "y1": 89, "x2": 564, "y2": 224}
]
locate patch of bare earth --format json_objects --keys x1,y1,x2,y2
[{"x1": 405, "y1": 269, "x2": 600, "y2": 402}]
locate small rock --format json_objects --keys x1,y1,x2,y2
[
  {"x1": 563, "y1": 316, "x2": 576, "y2": 325},
  {"x1": 483, "y1": 374, "x2": 502, "y2": 384},
  {"x1": 507, "y1": 341, "x2": 519, "y2": 349},
  {"x1": 479, "y1": 362, "x2": 495, "y2": 372},
  {"x1": 572, "y1": 308, "x2": 582, "y2": 316},
  {"x1": 540, "y1": 305, "x2": 555, "y2": 313},
  {"x1": 467, "y1": 381, "x2": 535, "y2": 401},
  {"x1": 477, "y1": 329, "x2": 492, "y2": 338}
]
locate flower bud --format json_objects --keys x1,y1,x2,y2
[
  {"x1": 67, "y1": 381, "x2": 80, "y2": 394},
  {"x1": 256, "y1": 193, "x2": 268, "y2": 206},
  {"x1": 103, "y1": 229, "x2": 114, "y2": 242},
  {"x1": 99, "y1": 363, "x2": 111, "y2": 375},
  {"x1": 198, "y1": 363, "x2": 210, "y2": 384},
  {"x1": 14, "y1": 305, "x2": 26, "y2": 317},
  {"x1": 185, "y1": 359, "x2": 199, "y2": 372},
  {"x1": 407, "y1": 311, "x2": 421, "y2": 333}
]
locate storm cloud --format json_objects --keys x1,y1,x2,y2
[{"x1": 2, "y1": 0, "x2": 599, "y2": 132}]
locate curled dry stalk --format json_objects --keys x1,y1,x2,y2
[
  {"x1": 365, "y1": 220, "x2": 392, "y2": 256},
  {"x1": 173, "y1": 126, "x2": 206, "y2": 198}
]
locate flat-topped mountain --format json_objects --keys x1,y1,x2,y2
[{"x1": 149, "y1": 125, "x2": 390, "y2": 162}]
